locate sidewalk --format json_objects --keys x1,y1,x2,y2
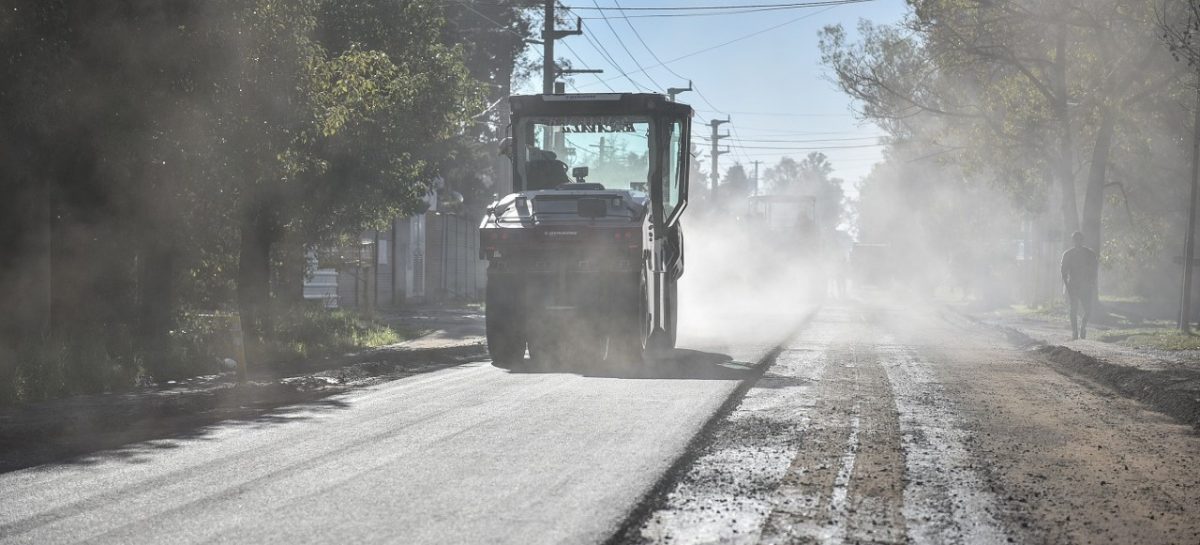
[
  {"x1": 377, "y1": 305, "x2": 486, "y2": 350},
  {"x1": 0, "y1": 307, "x2": 487, "y2": 472},
  {"x1": 968, "y1": 306, "x2": 1200, "y2": 428}
]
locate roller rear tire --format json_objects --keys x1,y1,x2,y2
[{"x1": 486, "y1": 275, "x2": 527, "y2": 366}]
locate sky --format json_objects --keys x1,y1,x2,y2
[{"x1": 510, "y1": 0, "x2": 911, "y2": 195}]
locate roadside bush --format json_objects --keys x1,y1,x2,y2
[
  {"x1": 2, "y1": 306, "x2": 409, "y2": 405},
  {"x1": 266, "y1": 306, "x2": 406, "y2": 365},
  {"x1": 11, "y1": 331, "x2": 142, "y2": 404}
]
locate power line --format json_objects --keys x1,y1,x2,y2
[
  {"x1": 725, "y1": 143, "x2": 885, "y2": 150},
  {"x1": 567, "y1": 1, "x2": 714, "y2": 124},
  {"x1": 727, "y1": 127, "x2": 872, "y2": 135},
  {"x1": 559, "y1": 39, "x2": 619, "y2": 92},
  {"x1": 589, "y1": 0, "x2": 666, "y2": 92},
  {"x1": 564, "y1": 0, "x2": 871, "y2": 11},
  {"x1": 567, "y1": 8, "x2": 651, "y2": 92},
  {"x1": 698, "y1": 135, "x2": 886, "y2": 143},
  {"x1": 451, "y1": 0, "x2": 529, "y2": 40},
  {"x1": 577, "y1": 2, "x2": 872, "y2": 19},
  {"x1": 575, "y1": 5, "x2": 840, "y2": 89},
  {"x1": 694, "y1": 109, "x2": 853, "y2": 117},
  {"x1": 590, "y1": 4, "x2": 750, "y2": 163}
]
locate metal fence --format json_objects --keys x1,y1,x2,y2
[{"x1": 425, "y1": 212, "x2": 485, "y2": 302}]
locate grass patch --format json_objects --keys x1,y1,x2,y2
[
  {"x1": 1096, "y1": 328, "x2": 1200, "y2": 351},
  {"x1": 1099, "y1": 295, "x2": 1149, "y2": 304},
  {"x1": 265, "y1": 307, "x2": 418, "y2": 365},
  {"x1": 171, "y1": 306, "x2": 420, "y2": 376},
  {"x1": 1012, "y1": 303, "x2": 1066, "y2": 318}
]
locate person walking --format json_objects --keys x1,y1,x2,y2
[{"x1": 1061, "y1": 231, "x2": 1099, "y2": 340}]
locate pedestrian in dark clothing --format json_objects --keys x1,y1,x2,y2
[{"x1": 1061, "y1": 231, "x2": 1099, "y2": 340}]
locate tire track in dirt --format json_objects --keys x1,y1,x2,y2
[
  {"x1": 904, "y1": 309, "x2": 1200, "y2": 545},
  {"x1": 628, "y1": 315, "x2": 836, "y2": 544},
  {"x1": 879, "y1": 339, "x2": 1009, "y2": 545},
  {"x1": 758, "y1": 317, "x2": 907, "y2": 545}
]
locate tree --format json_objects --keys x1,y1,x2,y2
[
  {"x1": 0, "y1": 0, "x2": 495, "y2": 397},
  {"x1": 763, "y1": 153, "x2": 846, "y2": 234},
  {"x1": 722, "y1": 163, "x2": 752, "y2": 201},
  {"x1": 821, "y1": 0, "x2": 1186, "y2": 305},
  {"x1": 213, "y1": 0, "x2": 483, "y2": 372}
]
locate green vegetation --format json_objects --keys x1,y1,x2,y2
[
  {"x1": 820, "y1": 1, "x2": 1196, "y2": 305},
  {"x1": 268, "y1": 307, "x2": 414, "y2": 363},
  {"x1": 9, "y1": 307, "x2": 415, "y2": 403},
  {"x1": 1013, "y1": 304, "x2": 1067, "y2": 319},
  {"x1": 1097, "y1": 329, "x2": 1200, "y2": 351},
  {"x1": 0, "y1": 1, "x2": 538, "y2": 404}
]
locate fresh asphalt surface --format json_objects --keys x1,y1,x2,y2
[{"x1": 0, "y1": 313, "x2": 801, "y2": 545}]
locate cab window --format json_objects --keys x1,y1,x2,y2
[{"x1": 663, "y1": 120, "x2": 684, "y2": 220}]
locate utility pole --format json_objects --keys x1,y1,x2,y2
[
  {"x1": 750, "y1": 160, "x2": 763, "y2": 196},
  {"x1": 667, "y1": 81, "x2": 693, "y2": 102},
  {"x1": 709, "y1": 118, "x2": 730, "y2": 200},
  {"x1": 542, "y1": 0, "x2": 583, "y2": 94},
  {"x1": 590, "y1": 137, "x2": 607, "y2": 165},
  {"x1": 1180, "y1": 82, "x2": 1200, "y2": 332}
]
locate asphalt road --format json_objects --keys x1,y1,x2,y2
[
  {"x1": 634, "y1": 299, "x2": 1200, "y2": 545},
  {"x1": 8, "y1": 297, "x2": 1200, "y2": 545},
  {"x1": 0, "y1": 311, "x2": 801, "y2": 545}
]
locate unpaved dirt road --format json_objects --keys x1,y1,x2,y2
[
  {"x1": 0, "y1": 312, "x2": 800, "y2": 545},
  {"x1": 633, "y1": 299, "x2": 1200, "y2": 545}
]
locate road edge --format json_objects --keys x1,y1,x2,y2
[
  {"x1": 603, "y1": 307, "x2": 821, "y2": 545},
  {"x1": 956, "y1": 309, "x2": 1200, "y2": 429}
]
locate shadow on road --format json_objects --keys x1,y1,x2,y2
[
  {"x1": 0, "y1": 393, "x2": 355, "y2": 475},
  {"x1": 492, "y1": 348, "x2": 756, "y2": 380},
  {"x1": 1, "y1": 343, "x2": 492, "y2": 475},
  {"x1": 0, "y1": 390, "x2": 356, "y2": 475}
]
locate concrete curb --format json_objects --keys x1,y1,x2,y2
[{"x1": 960, "y1": 311, "x2": 1200, "y2": 430}]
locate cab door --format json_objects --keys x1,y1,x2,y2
[
  {"x1": 661, "y1": 116, "x2": 689, "y2": 279},
  {"x1": 644, "y1": 115, "x2": 690, "y2": 350}
]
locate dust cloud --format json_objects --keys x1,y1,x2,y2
[{"x1": 677, "y1": 210, "x2": 835, "y2": 352}]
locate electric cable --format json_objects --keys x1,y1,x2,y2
[
  {"x1": 574, "y1": 4, "x2": 840, "y2": 89},
  {"x1": 564, "y1": 0, "x2": 872, "y2": 11},
  {"x1": 589, "y1": 0, "x2": 666, "y2": 92},
  {"x1": 559, "y1": 39, "x2": 619, "y2": 92}
]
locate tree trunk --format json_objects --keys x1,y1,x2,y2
[
  {"x1": 237, "y1": 203, "x2": 274, "y2": 377},
  {"x1": 1082, "y1": 107, "x2": 1117, "y2": 252},
  {"x1": 273, "y1": 234, "x2": 307, "y2": 307},
  {"x1": 137, "y1": 235, "x2": 176, "y2": 380},
  {"x1": 1054, "y1": 29, "x2": 1080, "y2": 243},
  {"x1": 0, "y1": 143, "x2": 51, "y2": 403},
  {"x1": 1082, "y1": 107, "x2": 1117, "y2": 318}
]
